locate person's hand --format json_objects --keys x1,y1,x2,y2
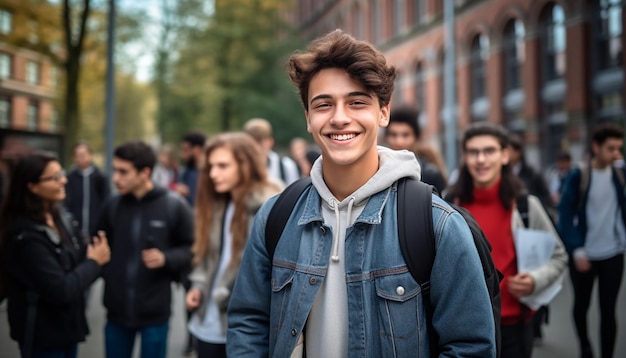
[
  {"x1": 175, "y1": 183, "x2": 190, "y2": 197},
  {"x1": 186, "y1": 288, "x2": 202, "y2": 311},
  {"x1": 88, "y1": 231, "x2": 110, "y2": 266},
  {"x1": 507, "y1": 273, "x2": 535, "y2": 299},
  {"x1": 142, "y1": 248, "x2": 165, "y2": 268},
  {"x1": 575, "y1": 257, "x2": 591, "y2": 272}
]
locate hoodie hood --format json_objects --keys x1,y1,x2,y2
[
  {"x1": 309, "y1": 146, "x2": 421, "y2": 262},
  {"x1": 310, "y1": 146, "x2": 421, "y2": 209}
]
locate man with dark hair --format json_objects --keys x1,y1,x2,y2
[
  {"x1": 227, "y1": 29, "x2": 495, "y2": 357},
  {"x1": 176, "y1": 132, "x2": 206, "y2": 206},
  {"x1": 65, "y1": 141, "x2": 111, "y2": 238},
  {"x1": 558, "y1": 123, "x2": 626, "y2": 358},
  {"x1": 96, "y1": 141, "x2": 194, "y2": 358},
  {"x1": 446, "y1": 123, "x2": 567, "y2": 358},
  {"x1": 385, "y1": 106, "x2": 447, "y2": 192},
  {"x1": 508, "y1": 135, "x2": 552, "y2": 211}
]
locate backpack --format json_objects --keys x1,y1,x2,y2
[
  {"x1": 265, "y1": 177, "x2": 502, "y2": 358},
  {"x1": 577, "y1": 163, "x2": 626, "y2": 210}
]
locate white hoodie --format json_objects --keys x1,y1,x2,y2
[{"x1": 304, "y1": 147, "x2": 421, "y2": 358}]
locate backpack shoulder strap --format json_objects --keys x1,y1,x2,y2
[
  {"x1": 614, "y1": 166, "x2": 626, "y2": 188},
  {"x1": 516, "y1": 193, "x2": 529, "y2": 228},
  {"x1": 397, "y1": 178, "x2": 435, "y2": 287},
  {"x1": 579, "y1": 163, "x2": 590, "y2": 200},
  {"x1": 265, "y1": 177, "x2": 312, "y2": 261}
]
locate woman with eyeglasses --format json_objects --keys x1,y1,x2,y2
[{"x1": 0, "y1": 152, "x2": 110, "y2": 358}]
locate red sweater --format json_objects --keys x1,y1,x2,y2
[{"x1": 462, "y1": 180, "x2": 522, "y2": 325}]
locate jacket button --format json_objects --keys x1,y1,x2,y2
[
  {"x1": 396, "y1": 286, "x2": 405, "y2": 295},
  {"x1": 291, "y1": 329, "x2": 297, "y2": 336},
  {"x1": 320, "y1": 226, "x2": 326, "y2": 233},
  {"x1": 309, "y1": 277, "x2": 317, "y2": 285}
]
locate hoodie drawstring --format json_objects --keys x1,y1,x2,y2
[{"x1": 330, "y1": 197, "x2": 355, "y2": 263}]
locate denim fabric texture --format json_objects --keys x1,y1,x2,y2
[
  {"x1": 227, "y1": 181, "x2": 496, "y2": 357},
  {"x1": 104, "y1": 321, "x2": 169, "y2": 358}
]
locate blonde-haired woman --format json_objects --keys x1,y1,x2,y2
[{"x1": 185, "y1": 132, "x2": 282, "y2": 357}]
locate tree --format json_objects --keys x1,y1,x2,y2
[
  {"x1": 161, "y1": 0, "x2": 308, "y2": 147},
  {"x1": 62, "y1": 0, "x2": 91, "y2": 163}
]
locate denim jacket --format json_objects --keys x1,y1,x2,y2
[{"x1": 227, "y1": 182, "x2": 496, "y2": 357}]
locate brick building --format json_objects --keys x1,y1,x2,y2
[
  {"x1": 290, "y1": 0, "x2": 624, "y2": 169},
  {"x1": 0, "y1": 5, "x2": 63, "y2": 157}
]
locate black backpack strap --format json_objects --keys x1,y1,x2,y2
[
  {"x1": 397, "y1": 178, "x2": 436, "y2": 286},
  {"x1": 516, "y1": 193, "x2": 529, "y2": 228},
  {"x1": 265, "y1": 177, "x2": 312, "y2": 261},
  {"x1": 397, "y1": 177, "x2": 438, "y2": 357}
]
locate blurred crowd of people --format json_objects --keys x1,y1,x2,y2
[{"x1": 0, "y1": 29, "x2": 624, "y2": 358}]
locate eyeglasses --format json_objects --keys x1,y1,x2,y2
[
  {"x1": 39, "y1": 170, "x2": 66, "y2": 183},
  {"x1": 464, "y1": 146, "x2": 501, "y2": 159}
]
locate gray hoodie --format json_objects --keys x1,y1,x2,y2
[{"x1": 304, "y1": 146, "x2": 421, "y2": 358}]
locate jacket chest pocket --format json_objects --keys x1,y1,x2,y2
[
  {"x1": 375, "y1": 272, "x2": 422, "y2": 341},
  {"x1": 146, "y1": 220, "x2": 168, "y2": 249}
]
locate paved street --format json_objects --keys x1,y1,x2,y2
[{"x1": 1, "y1": 270, "x2": 625, "y2": 357}]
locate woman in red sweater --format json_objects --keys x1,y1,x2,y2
[{"x1": 446, "y1": 123, "x2": 567, "y2": 358}]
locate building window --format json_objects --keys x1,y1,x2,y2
[
  {"x1": 0, "y1": 9, "x2": 11, "y2": 35},
  {"x1": 0, "y1": 97, "x2": 10, "y2": 127},
  {"x1": 594, "y1": 0, "x2": 622, "y2": 71},
  {"x1": 393, "y1": 0, "x2": 404, "y2": 36},
  {"x1": 540, "y1": 3, "x2": 566, "y2": 83},
  {"x1": 0, "y1": 53, "x2": 11, "y2": 79},
  {"x1": 470, "y1": 34, "x2": 489, "y2": 101},
  {"x1": 370, "y1": 0, "x2": 380, "y2": 44},
  {"x1": 503, "y1": 19, "x2": 525, "y2": 92},
  {"x1": 26, "y1": 61, "x2": 39, "y2": 85},
  {"x1": 415, "y1": 62, "x2": 425, "y2": 112},
  {"x1": 353, "y1": 3, "x2": 363, "y2": 39},
  {"x1": 412, "y1": 0, "x2": 426, "y2": 26},
  {"x1": 49, "y1": 109, "x2": 59, "y2": 132},
  {"x1": 27, "y1": 102, "x2": 39, "y2": 130}
]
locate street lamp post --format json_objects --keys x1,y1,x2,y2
[
  {"x1": 444, "y1": 0, "x2": 457, "y2": 173},
  {"x1": 105, "y1": 0, "x2": 116, "y2": 179}
]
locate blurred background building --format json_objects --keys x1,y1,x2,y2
[
  {"x1": 0, "y1": 4, "x2": 63, "y2": 157},
  {"x1": 289, "y1": 0, "x2": 624, "y2": 169}
]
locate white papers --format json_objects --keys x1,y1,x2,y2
[{"x1": 514, "y1": 228, "x2": 565, "y2": 310}]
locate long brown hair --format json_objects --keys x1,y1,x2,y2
[{"x1": 192, "y1": 132, "x2": 268, "y2": 266}]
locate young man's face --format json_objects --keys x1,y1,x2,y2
[
  {"x1": 112, "y1": 158, "x2": 150, "y2": 196},
  {"x1": 208, "y1": 146, "x2": 240, "y2": 194},
  {"x1": 464, "y1": 135, "x2": 509, "y2": 189},
  {"x1": 593, "y1": 137, "x2": 624, "y2": 167},
  {"x1": 385, "y1": 122, "x2": 417, "y2": 151},
  {"x1": 73, "y1": 145, "x2": 92, "y2": 170},
  {"x1": 305, "y1": 67, "x2": 389, "y2": 171}
]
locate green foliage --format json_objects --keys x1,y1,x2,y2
[{"x1": 159, "y1": 0, "x2": 309, "y2": 148}]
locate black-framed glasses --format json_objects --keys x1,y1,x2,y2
[
  {"x1": 465, "y1": 146, "x2": 502, "y2": 159},
  {"x1": 39, "y1": 170, "x2": 66, "y2": 183}
]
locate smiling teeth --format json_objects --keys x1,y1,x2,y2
[{"x1": 330, "y1": 134, "x2": 356, "y2": 141}]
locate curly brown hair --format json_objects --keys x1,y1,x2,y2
[{"x1": 288, "y1": 29, "x2": 397, "y2": 111}]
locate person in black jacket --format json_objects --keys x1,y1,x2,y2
[
  {"x1": 65, "y1": 141, "x2": 111, "y2": 238},
  {"x1": 95, "y1": 141, "x2": 193, "y2": 358},
  {"x1": 384, "y1": 106, "x2": 447, "y2": 193},
  {"x1": 0, "y1": 152, "x2": 110, "y2": 358}
]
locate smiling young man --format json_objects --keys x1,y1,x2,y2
[
  {"x1": 95, "y1": 141, "x2": 194, "y2": 358},
  {"x1": 558, "y1": 123, "x2": 626, "y2": 358},
  {"x1": 227, "y1": 29, "x2": 496, "y2": 357},
  {"x1": 446, "y1": 123, "x2": 567, "y2": 358}
]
